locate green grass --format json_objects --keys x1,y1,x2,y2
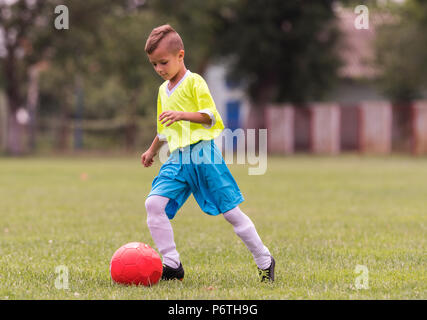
[{"x1": 0, "y1": 154, "x2": 426, "y2": 299}]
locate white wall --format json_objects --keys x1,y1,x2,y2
[{"x1": 203, "y1": 63, "x2": 251, "y2": 130}]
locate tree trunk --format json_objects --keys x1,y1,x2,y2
[
  {"x1": 246, "y1": 102, "x2": 267, "y2": 154},
  {"x1": 26, "y1": 65, "x2": 41, "y2": 152},
  {"x1": 3, "y1": 46, "x2": 28, "y2": 155},
  {"x1": 6, "y1": 111, "x2": 28, "y2": 155},
  {"x1": 0, "y1": 94, "x2": 6, "y2": 153},
  {"x1": 247, "y1": 72, "x2": 277, "y2": 130},
  {"x1": 246, "y1": 75, "x2": 276, "y2": 152},
  {"x1": 56, "y1": 111, "x2": 71, "y2": 151}
]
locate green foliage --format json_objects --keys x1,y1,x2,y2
[
  {"x1": 210, "y1": 0, "x2": 342, "y2": 104},
  {"x1": 3, "y1": 0, "x2": 346, "y2": 123},
  {"x1": 148, "y1": 0, "x2": 228, "y2": 73},
  {"x1": 146, "y1": 0, "x2": 343, "y2": 108},
  {"x1": 92, "y1": 9, "x2": 163, "y2": 117},
  {"x1": 0, "y1": 0, "x2": 52, "y2": 109},
  {"x1": 37, "y1": 1, "x2": 160, "y2": 122},
  {"x1": 375, "y1": 0, "x2": 427, "y2": 102}
]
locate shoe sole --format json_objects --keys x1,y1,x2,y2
[{"x1": 269, "y1": 257, "x2": 275, "y2": 282}]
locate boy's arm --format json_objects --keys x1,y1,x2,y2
[
  {"x1": 141, "y1": 135, "x2": 165, "y2": 167},
  {"x1": 148, "y1": 135, "x2": 166, "y2": 156},
  {"x1": 181, "y1": 112, "x2": 212, "y2": 126},
  {"x1": 159, "y1": 110, "x2": 211, "y2": 127}
]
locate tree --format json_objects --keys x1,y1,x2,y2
[
  {"x1": 35, "y1": 1, "x2": 164, "y2": 151},
  {"x1": 0, "y1": 0, "x2": 135, "y2": 154},
  {"x1": 149, "y1": 0, "x2": 342, "y2": 129},
  {"x1": 375, "y1": 0, "x2": 427, "y2": 103},
  {"x1": 211, "y1": 0, "x2": 342, "y2": 129},
  {"x1": 148, "y1": 0, "x2": 227, "y2": 74},
  {"x1": 0, "y1": 0, "x2": 51, "y2": 154},
  {"x1": 91, "y1": 8, "x2": 162, "y2": 149}
]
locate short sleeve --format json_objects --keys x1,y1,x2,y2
[
  {"x1": 197, "y1": 109, "x2": 216, "y2": 129},
  {"x1": 193, "y1": 77, "x2": 217, "y2": 129}
]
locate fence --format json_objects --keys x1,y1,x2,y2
[
  {"x1": 2, "y1": 100, "x2": 427, "y2": 156},
  {"x1": 412, "y1": 101, "x2": 427, "y2": 155},
  {"x1": 265, "y1": 105, "x2": 294, "y2": 154},
  {"x1": 264, "y1": 100, "x2": 427, "y2": 155},
  {"x1": 310, "y1": 103, "x2": 341, "y2": 154},
  {"x1": 0, "y1": 113, "x2": 157, "y2": 154}
]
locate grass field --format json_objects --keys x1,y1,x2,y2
[{"x1": 0, "y1": 155, "x2": 426, "y2": 299}]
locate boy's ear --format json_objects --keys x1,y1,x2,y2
[{"x1": 178, "y1": 49, "x2": 185, "y2": 60}]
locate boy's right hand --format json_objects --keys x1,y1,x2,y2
[{"x1": 141, "y1": 150, "x2": 156, "y2": 167}]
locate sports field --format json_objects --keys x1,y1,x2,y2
[{"x1": 0, "y1": 155, "x2": 425, "y2": 299}]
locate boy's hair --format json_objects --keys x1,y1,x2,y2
[{"x1": 145, "y1": 24, "x2": 184, "y2": 55}]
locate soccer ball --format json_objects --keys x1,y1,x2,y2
[{"x1": 110, "y1": 242, "x2": 163, "y2": 286}]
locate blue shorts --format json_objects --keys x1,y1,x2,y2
[{"x1": 147, "y1": 139, "x2": 244, "y2": 219}]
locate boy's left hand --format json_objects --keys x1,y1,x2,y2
[{"x1": 159, "y1": 111, "x2": 183, "y2": 127}]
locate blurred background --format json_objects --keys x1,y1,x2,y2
[{"x1": 1, "y1": 0, "x2": 427, "y2": 157}]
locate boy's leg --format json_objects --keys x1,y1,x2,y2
[
  {"x1": 223, "y1": 206, "x2": 272, "y2": 270},
  {"x1": 145, "y1": 195, "x2": 180, "y2": 269}
]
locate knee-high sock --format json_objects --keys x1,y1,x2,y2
[
  {"x1": 223, "y1": 206, "x2": 271, "y2": 269},
  {"x1": 145, "y1": 195, "x2": 180, "y2": 269}
]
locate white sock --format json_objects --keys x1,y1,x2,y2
[
  {"x1": 145, "y1": 195, "x2": 180, "y2": 269},
  {"x1": 223, "y1": 206, "x2": 272, "y2": 270}
]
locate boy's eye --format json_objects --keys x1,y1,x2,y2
[{"x1": 151, "y1": 61, "x2": 167, "y2": 67}]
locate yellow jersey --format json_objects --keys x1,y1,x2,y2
[{"x1": 156, "y1": 70, "x2": 225, "y2": 153}]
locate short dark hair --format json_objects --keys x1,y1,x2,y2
[{"x1": 145, "y1": 24, "x2": 184, "y2": 55}]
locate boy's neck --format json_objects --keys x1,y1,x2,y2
[{"x1": 168, "y1": 66, "x2": 188, "y2": 88}]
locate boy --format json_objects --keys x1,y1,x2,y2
[{"x1": 141, "y1": 24, "x2": 275, "y2": 282}]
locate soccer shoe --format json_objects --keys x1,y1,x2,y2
[
  {"x1": 258, "y1": 256, "x2": 275, "y2": 282},
  {"x1": 161, "y1": 263, "x2": 184, "y2": 281}
]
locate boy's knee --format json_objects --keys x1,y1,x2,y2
[
  {"x1": 145, "y1": 196, "x2": 157, "y2": 213},
  {"x1": 145, "y1": 195, "x2": 169, "y2": 217},
  {"x1": 223, "y1": 206, "x2": 252, "y2": 228},
  {"x1": 145, "y1": 196, "x2": 163, "y2": 211}
]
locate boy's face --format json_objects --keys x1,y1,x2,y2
[{"x1": 148, "y1": 39, "x2": 184, "y2": 81}]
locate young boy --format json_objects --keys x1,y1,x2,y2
[{"x1": 141, "y1": 24, "x2": 275, "y2": 282}]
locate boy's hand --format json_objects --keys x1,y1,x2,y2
[
  {"x1": 141, "y1": 150, "x2": 156, "y2": 167},
  {"x1": 159, "y1": 110, "x2": 183, "y2": 127}
]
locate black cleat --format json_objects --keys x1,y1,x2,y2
[
  {"x1": 258, "y1": 256, "x2": 275, "y2": 282},
  {"x1": 161, "y1": 263, "x2": 184, "y2": 281}
]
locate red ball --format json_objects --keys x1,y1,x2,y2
[{"x1": 110, "y1": 242, "x2": 163, "y2": 286}]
